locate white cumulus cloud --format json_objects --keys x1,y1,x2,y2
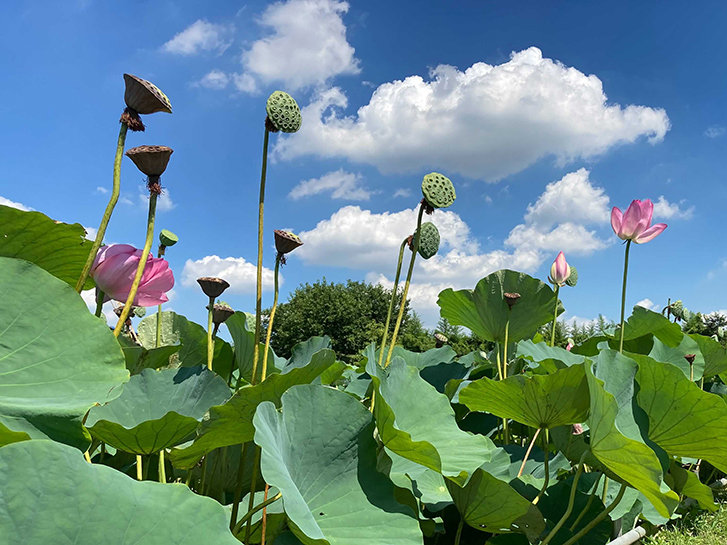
[
  {"x1": 193, "y1": 70, "x2": 231, "y2": 90},
  {"x1": 182, "y1": 255, "x2": 279, "y2": 294},
  {"x1": 238, "y1": 0, "x2": 360, "y2": 92},
  {"x1": 289, "y1": 169, "x2": 374, "y2": 201},
  {"x1": 636, "y1": 298, "x2": 659, "y2": 311},
  {"x1": 162, "y1": 20, "x2": 234, "y2": 56},
  {"x1": 275, "y1": 47, "x2": 669, "y2": 181},
  {"x1": 652, "y1": 195, "x2": 694, "y2": 220},
  {"x1": 0, "y1": 196, "x2": 33, "y2": 211}
]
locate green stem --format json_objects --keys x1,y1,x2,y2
[
  {"x1": 158, "y1": 450, "x2": 166, "y2": 483},
  {"x1": 113, "y1": 193, "x2": 158, "y2": 337},
  {"x1": 503, "y1": 318, "x2": 510, "y2": 379},
  {"x1": 156, "y1": 305, "x2": 163, "y2": 347},
  {"x1": 454, "y1": 518, "x2": 464, "y2": 545},
  {"x1": 230, "y1": 442, "x2": 251, "y2": 530},
  {"x1": 251, "y1": 126, "x2": 271, "y2": 386},
  {"x1": 379, "y1": 239, "x2": 408, "y2": 367},
  {"x1": 602, "y1": 476, "x2": 609, "y2": 504},
  {"x1": 94, "y1": 290, "x2": 105, "y2": 318},
  {"x1": 562, "y1": 483, "x2": 627, "y2": 545},
  {"x1": 534, "y1": 429, "x2": 550, "y2": 505},
  {"x1": 384, "y1": 204, "x2": 425, "y2": 367},
  {"x1": 540, "y1": 451, "x2": 588, "y2": 545},
  {"x1": 200, "y1": 456, "x2": 208, "y2": 494},
  {"x1": 550, "y1": 285, "x2": 560, "y2": 347},
  {"x1": 136, "y1": 454, "x2": 142, "y2": 481},
  {"x1": 232, "y1": 492, "x2": 282, "y2": 535},
  {"x1": 618, "y1": 240, "x2": 632, "y2": 353},
  {"x1": 207, "y1": 295, "x2": 215, "y2": 371},
  {"x1": 569, "y1": 473, "x2": 602, "y2": 531},
  {"x1": 517, "y1": 428, "x2": 541, "y2": 478},
  {"x1": 76, "y1": 122, "x2": 128, "y2": 292},
  {"x1": 261, "y1": 256, "x2": 281, "y2": 380},
  {"x1": 244, "y1": 448, "x2": 263, "y2": 544},
  {"x1": 495, "y1": 342, "x2": 503, "y2": 380}
]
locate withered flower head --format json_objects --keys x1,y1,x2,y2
[
  {"x1": 211, "y1": 302, "x2": 235, "y2": 326},
  {"x1": 197, "y1": 277, "x2": 230, "y2": 299},
  {"x1": 126, "y1": 146, "x2": 173, "y2": 177},
  {"x1": 504, "y1": 292, "x2": 521, "y2": 308},
  {"x1": 274, "y1": 230, "x2": 303, "y2": 255},
  {"x1": 684, "y1": 354, "x2": 696, "y2": 365},
  {"x1": 123, "y1": 74, "x2": 173, "y2": 115}
]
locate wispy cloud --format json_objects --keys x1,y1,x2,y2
[
  {"x1": 162, "y1": 20, "x2": 234, "y2": 56},
  {"x1": 704, "y1": 125, "x2": 726, "y2": 139}
]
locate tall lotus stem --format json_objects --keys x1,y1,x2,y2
[
  {"x1": 76, "y1": 123, "x2": 128, "y2": 292},
  {"x1": 562, "y1": 483, "x2": 627, "y2": 545},
  {"x1": 155, "y1": 230, "x2": 178, "y2": 347},
  {"x1": 113, "y1": 193, "x2": 157, "y2": 337},
  {"x1": 206, "y1": 296, "x2": 215, "y2": 371},
  {"x1": 94, "y1": 289, "x2": 105, "y2": 318},
  {"x1": 158, "y1": 450, "x2": 166, "y2": 483},
  {"x1": 197, "y1": 278, "x2": 230, "y2": 372},
  {"x1": 379, "y1": 239, "x2": 408, "y2": 367},
  {"x1": 533, "y1": 429, "x2": 550, "y2": 505},
  {"x1": 385, "y1": 204, "x2": 425, "y2": 367},
  {"x1": 550, "y1": 285, "x2": 560, "y2": 347},
  {"x1": 540, "y1": 451, "x2": 588, "y2": 545},
  {"x1": 136, "y1": 455, "x2": 143, "y2": 481},
  {"x1": 454, "y1": 518, "x2": 465, "y2": 545},
  {"x1": 618, "y1": 240, "x2": 632, "y2": 353},
  {"x1": 517, "y1": 428, "x2": 542, "y2": 478}
]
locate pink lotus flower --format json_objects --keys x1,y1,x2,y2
[
  {"x1": 611, "y1": 199, "x2": 667, "y2": 244},
  {"x1": 549, "y1": 251, "x2": 571, "y2": 286},
  {"x1": 91, "y1": 244, "x2": 174, "y2": 306}
]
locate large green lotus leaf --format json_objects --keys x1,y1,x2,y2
[
  {"x1": 85, "y1": 366, "x2": 231, "y2": 454},
  {"x1": 516, "y1": 340, "x2": 585, "y2": 372},
  {"x1": 383, "y1": 447, "x2": 453, "y2": 512},
  {"x1": 584, "y1": 354, "x2": 678, "y2": 517},
  {"x1": 446, "y1": 468, "x2": 545, "y2": 541},
  {"x1": 460, "y1": 364, "x2": 590, "y2": 429},
  {"x1": 373, "y1": 345, "x2": 457, "y2": 370},
  {"x1": 0, "y1": 257, "x2": 128, "y2": 449},
  {"x1": 137, "y1": 311, "x2": 234, "y2": 374},
  {"x1": 633, "y1": 355, "x2": 727, "y2": 473},
  {"x1": 690, "y1": 334, "x2": 727, "y2": 378},
  {"x1": 480, "y1": 445, "x2": 570, "y2": 489},
  {"x1": 647, "y1": 335, "x2": 705, "y2": 380},
  {"x1": 225, "y1": 311, "x2": 283, "y2": 384},
  {"x1": 367, "y1": 357, "x2": 494, "y2": 485},
  {"x1": 621, "y1": 306, "x2": 683, "y2": 347},
  {"x1": 285, "y1": 336, "x2": 331, "y2": 368},
  {"x1": 0, "y1": 205, "x2": 95, "y2": 289},
  {"x1": 169, "y1": 349, "x2": 335, "y2": 469},
  {"x1": 117, "y1": 334, "x2": 180, "y2": 374},
  {"x1": 253, "y1": 384, "x2": 422, "y2": 545},
  {"x1": 0, "y1": 440, "x2": 238, "y2": 544},
  {"x1": 437, "y1": 270, "x2": 562, "y2": 344},
  {"x1": 667, "y1": 462, "x2": 717, "y2": 512}
]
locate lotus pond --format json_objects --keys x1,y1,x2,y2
[{"x1": 1, "y1": 75, "x2": 726, "y2": 545}]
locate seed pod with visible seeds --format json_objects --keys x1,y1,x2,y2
[
  {"x1": 412, "y1": 222, "x2": 440, "y2": 260},
  {"x1": 266, "y1": 91, "x2": 302, "y2": 133},
  {"x1": 274, "y1": 230, "x2": 303, "y2": 255},
  {"x1": 159, "y1": 229, "x2": 178, "y2": 248},
  {"x1": 421, "y1": 172, "x2": 456, "y2": 210},
  {"x1": 123, "y1": 74, "x2": 173, "y2": 115},
  {"x1": 197, "y1": 277, "x2": 230, "y2": 299},
  {"x1": 565, "y1": 266, "x2": 578, "y2": 287}
]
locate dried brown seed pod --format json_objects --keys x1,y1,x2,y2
[
  {"x1": 123, "y1": 74, "x2": 173, "y2": 115},
  {"x1": 211, "y1": 303, "x2": 235, "y2": 325},
  {"x1": 197, "y1": 277, "x2": 230, "y2": 298},
  {"x1": 504, "y1": 292, "x2": 521, "y2": 308},
  {"x1": 274, "y1": 230, "x2": 303, "y2": 255},
  {"x1": 125, "y1": 146, "x2": 174, "y2": 177}
]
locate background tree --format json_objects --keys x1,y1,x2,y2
[{"x1": 263, "y1": 279, "x2": 433, "y2": 362}]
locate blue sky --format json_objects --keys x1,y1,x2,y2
[{"x1": 2, "y1": 0, "x2": 726, "y2": 330}]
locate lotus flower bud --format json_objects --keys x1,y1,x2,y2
[
  {"x1": 211, "y1": 302, "x2": 235, "y2": 326},
  {"x1": 504, "y1": 292, "x2": 521, "y2": 308},
  {"x1": 266, "y1": 91, "x2": 302, "y2": 133},
  {"x1": 549, "y1": 252, "x2": 571, "y2": 286},
  {"x1": 197, "y1": 277, "x2": 230, "y2": 299},
  {"x1": 274, "y1": 230, "x2": 303, "y2": 255},
  {"x1": 421, "y1": 172, "x2": 456, "y2": 211},
  {"x1": 121, "y1": 74, "x2": 172, "y2": 132},
  {"x1": 409, "y1": 222, "x2": 440, "y2": 260}
]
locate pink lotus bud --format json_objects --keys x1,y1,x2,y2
[
  {"x1": 549, "y1": 252, "x2": 571, "y2": 286},
  {"x1": 90, "y1": 244, "x2": 174, "y2": 307},
  {"x1": 611, "y1": 199, "x2": 667, "y2": 244},
  {"x1": 566, "y1": 341, "x2": 574, "y2": 351}
]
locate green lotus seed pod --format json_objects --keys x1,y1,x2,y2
[
  {"x1": 416, "y1": 222, "x2": 440, "y2": 260},
  {"x1": 159, "y1": 229, "x2": 178, "y2": 248},
  {"x1": 565, "y1": 266, "x2": 578, "y2": 287},
  {"x1": 421, "y1": 172, "x2": 456, "y2": 209},
  {"x1": 266, "y1": 91, "x2": 302, "y2": 133},
  {"x1": 671, "y1": 300, "x2": 684, "y2": 319}
]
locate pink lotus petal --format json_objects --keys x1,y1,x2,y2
[
  {"x1": 619, "y1": 200, "x2": 642, "y2": 240},
  {"x1": 632, "y1": 199, "x2": 654, "y2": 239},
  {"x1": 550, "y1": 252, "x2": 570, "y2": 285},
  {"x1": 610, "y1": 207, "x2": 623, "y2": 237},
  {"x1": 634, "y1": 222, "x2": 667, "y2": 244}
]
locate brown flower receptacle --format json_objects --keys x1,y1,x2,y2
[{"x1": 197, "y1": 277, "x2": 230, "y2": 299}]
